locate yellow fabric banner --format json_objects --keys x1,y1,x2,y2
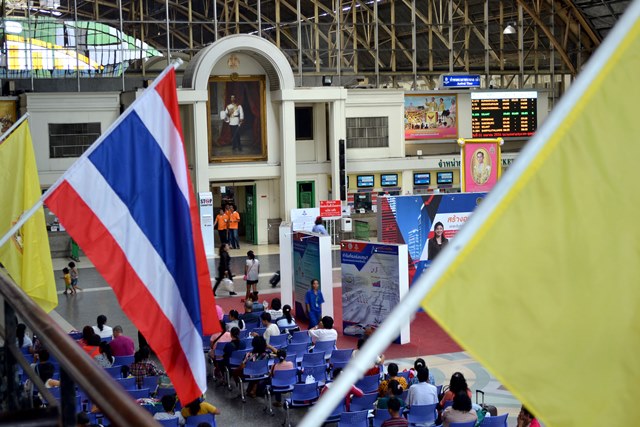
[
  {"x1": 423, "y1": 10, "x2": 640, "y2": 427},
  {"x1": 0, "y1": 121, "x2": 57, "y2": 312}
]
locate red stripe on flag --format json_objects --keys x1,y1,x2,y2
[
  {"x1": 154, "y1": 69, "x2": 184, "y2": 140},
  {"x1": 153, "y1": 68, "x2": 219, "y2": 335},
  {"x1": 46, "y1": 181, "x2": 204, "y2": 404}
]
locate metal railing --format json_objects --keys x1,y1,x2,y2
[{"x1": 0, "y1": 269, "x2": 158, "y2": 426}]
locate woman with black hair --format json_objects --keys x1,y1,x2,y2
[
  {"x1": 94, "y1": 341, "x2": 115, "y2": 368},
  {"x1": 93, "y1": 314, "x2": 113, "y2": 339},
  {"x1": 225, "y1": 310, "x2": 245, "y2": 331},
  {"x1": 236, "y1": 335, "x2": 271, "y2": 397},
  {"x1": 441, "y1": 391, "x2": 477, "y2": 427},
  {"x1": 427, "y1": 222, "x2": 448, "y2": 261},
  {"x1": 16, "y1": 323, "x2": 32, "y2": 350},
  {"x1": 440, "y1": 372, "x2": 472, "y2": 408},
  {"x1": 270, "y1": 348, "x2": 294, "y2": 407},
  {"x1": 275, "y1": 304, "x2": 299, "y2": 334}
]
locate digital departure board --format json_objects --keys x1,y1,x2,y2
[{"x1": 471, "y1": 91, "x2": 537, "y2": 138}]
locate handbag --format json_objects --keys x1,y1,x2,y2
[
  {"x1": 243, "y1": 274, "x2": 248, "y2": 281},
  {"x1": 221, "y1": 277, "x2": 234, "y2": 292}
]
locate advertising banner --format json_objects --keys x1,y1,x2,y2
[
  {"x1": 378, "y1": 194, "x2": 485, "y2": 284},
  {"x1": 198, "y1": 192, "x2": 215, "y2": 257},
  {"x1": 341, "y1": 241, "x2": 409, "y2": 343},
  {"x1": 292, "y1": 231, "x2": 333, "y2": 323},
  {"x1": 404, "y1": 93, "x2": 458, "y2": 140}
]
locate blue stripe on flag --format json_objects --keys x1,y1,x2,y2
[{"x1": 87, "y1": 112, "x2": 202, "y2": 331}]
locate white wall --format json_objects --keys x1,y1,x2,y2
[{"x1": 21, "y1": 92, "x2": 121, "y2": 187}]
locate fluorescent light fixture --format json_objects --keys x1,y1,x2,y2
[
  {"x1": 5, "y1": 21, "x2": 23, "y2": 34},
  {"x1": 503, "y1": 23, "x2": 516, "y2": 35}
]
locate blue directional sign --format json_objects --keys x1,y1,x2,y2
[{"x1": 442, "y1": 74, "x2": 481, "y2": 88}]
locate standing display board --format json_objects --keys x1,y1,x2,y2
[
  {"x1": 198, "y1": 192, "x2": 215, "y2": 257},
  {"x1": 378, "y1": 194, "x2": 485, "y2": 286},
  {"x1": 292, "y1": 231, "x2": 333, "y2": 323},
  {"x1": 341, "y1": 241, "x2": 409, "y2": 344}
]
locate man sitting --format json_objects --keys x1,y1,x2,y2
[
  {"x1": 109, "y1": 325, "x2": 134, "y2": 357},
  {"x1": 251, "y1": 312, "x2": 280, "y2": 345},
  {"x1": 153, "y1": 395, "x2": 185, "y2": 425},
  {"x1": 308, "y1": 316, "x2": 338, "y2": 343},
  {"x1": 382, "y1": 397, "x2": 408, "y2": 427},
  {"x1": 240, "y1": 299, "x2": 261, "y2": 328},
  {"x1": 407, "y1": 367, "x2": 438, "y2": 408}
]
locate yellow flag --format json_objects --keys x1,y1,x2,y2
[
  {"x1": 423, "y1": 5, "x2": 640, "y2": 427},
  {"x1": 0, "y1": 121, "x2": 58, "y2": 312}
]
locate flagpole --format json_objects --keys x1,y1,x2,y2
[
  {"x1": 300, "y1": 2, "x2": 640, "y2": 425},
  {"x1": 0, "y1": 113, "x2": 30, "y2": 146}
]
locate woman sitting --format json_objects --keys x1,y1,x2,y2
[
  {"x1": 441, "y1": 391, "x2": 477, "y2": 427},
  {"x1": 225, "y1": 310, "x2": 246, "y2": 331},
  {"x1": 378, "y1": 363, "x2": 408, "y2": 396},
  {"x1": 375, "y1": 379, "x2": 405, "y2": 410},
  {"x1": 270, "y1": 349, "x2": 295, "y2": 407},
  {"x1": 440, "y1": 372, "x2": 472, "y2": 408},
  {"x1": 94, "y1": 341, "x2": 115, "y2": 368},
  {"x1": 236, "y1": 336, "x2": 271, "y2": 398},
  {"x1": 275, "y1": 305, "x2": 299, "y2": 334}
]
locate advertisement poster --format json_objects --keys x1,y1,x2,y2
[
  {"x1": 291, "y1": 207, "x2": 320, "y2": 232},
  {"x1": 292, "y1": 231, "x2": 321, "y2": 322},
  {"x1": 460, "y1": 139, "x2": 502, "y2": 192},
  {"x1": 378, "y1": 194, "x2": 485, "y2": 285},
  {"x1": 404, "y1": 93, "x2": 458, "y2": 140},
  {"x1": 341, "y1": 241, "x2": 409, "y2": 343}
]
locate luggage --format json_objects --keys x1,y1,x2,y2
[
  {"x1": 475, "y1": 390, "x2": 498, "y2": 424},
  {"x1": 269, "y1": 270, "x2": 281, "y2": 287}
]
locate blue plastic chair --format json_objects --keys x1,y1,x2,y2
[
  {"x1": 240, "y1": 359, "x2": 270, "y2": 401},
  {"x1": 156, "y1": 418, "x2": 179, "y2": 426},
  {"x1": 290, "y1": 330, "x2": 310, "y2": 345},
  {"x1": 285, "y1": 342, "x2": 309, "y2": 362},
  {"x1": 252, "y1": 327, "x2": 267, "y2": 337},
  {"x1": 127, "y1": 388, "x2": 150, "y2": 399},
  {"x1": 312, "y1": 340, "x2": 336, "y2": 359},
  {"x1": 185, "y1": 413, "x2": 216, "y2": 427},
  {"x1": 479, "y1": 414, "x2": 508, "y2": 426},
  {"x1": 156, "y1": 386, "x2": 177, "y2": 399},
  {"x1": 301, "y1": 352, "x2": 325, "y2": 369},
  {"x1": 338, "y1": 410, "x2": 370, "y2": 427},
  {"x1": 113, "y1": 355, "x2": 134, "y2": 366},
  {"x1": 350, "y1": 392, "x2": 378, "y2": 412},
  {"x1": 324, "y1": 400, "x2": 347, "y2": 424},
  {"x1": 266, "y1": 368, "x2": 298, "y2": 415},
  {"x1": 269, "y1": 334, "x2": 288, "y2": 349},
  {"x1": 301, "y1": 364, "x2": 328, "y2": 386},
  {"x1": 406, "y1": 403, "x2": 437, "y2": 427},
  {"x1": 283, "y1": 382, "x2": 320, "y2": 427},
  {"x1": 372, "y1": 408, "x2": 392, "y2": 427},
  {"x1": 115, "y1": 377, "x2": 136, "y2": 390},
  {"x1": 225, "y1": 349, "x2": 250, "y2": 390},
  {"x1": 103, "y1": 365, "x2": 123, "y2": 379},
  {"x1": 355, "y1": 374, "x2": 380, "y2": 394},
  {"x1": 450, "y1": 421, "x2": 477, "y2": 427},
  {"x1": 397, "y1": 370, "x2": 411, "y2": 382},
  {"x1": 329, "y1": 348, "x2": 354, "y2": 369},
  {"x1": 141, "y1": 375, "x2": 159, "y2": 393},
  {"x1": 202, "y1": 334, "x2": 212, "y2": 353}
]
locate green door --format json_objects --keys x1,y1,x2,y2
[
  {"x1": 297, "y1": 181, "x2": 315, "y2": 208},
  {"x1": 244, "y1": 185, "x2": 257, "y2": 244}
]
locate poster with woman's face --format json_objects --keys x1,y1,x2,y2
[
  {"x1": 404, "y1": 93, "x2": 458, "y2": 140},
  {"x1": 463, "y1": 142, "x2": 499, "y2": 192}
]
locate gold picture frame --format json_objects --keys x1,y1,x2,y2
[{"x1": 208, "y1": 74, "x2": 267, "y2": 162}]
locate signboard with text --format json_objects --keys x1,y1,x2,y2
[{"x1": 320, "y1": 200, "x2": 342, "y2": 218}]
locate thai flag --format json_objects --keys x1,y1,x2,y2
[{"x1": 44, "y1": 66, "x2": 219, "y2": 404}]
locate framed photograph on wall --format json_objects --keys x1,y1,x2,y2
[
  {"x1": 208, "y1": 75, "x2": 267, "y2": 162},
  {"x1": 404, "y1": 93, "x2": 458, "y2": 141}
]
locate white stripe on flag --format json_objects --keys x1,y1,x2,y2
[
  {"x1": 134, "y1": 90, "x2": 190, "y2": 204},
  {"x1": 66, "y1": 161, "x2": 206, "y2": 389}
]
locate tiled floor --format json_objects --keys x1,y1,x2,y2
[{"x1": 48, "y1": 239, "x2": 523, "y2": 426}]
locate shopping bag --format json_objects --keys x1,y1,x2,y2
[{"x1": 221, "y1": 277, "x2": 234, "y2": 292}]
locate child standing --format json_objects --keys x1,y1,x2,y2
[
  {"x1": 68, "y1": 261, "x2": 81, "y2": 292},
  {"x1": 62, "y1": 267, "x2": 73, "y2": 295}
]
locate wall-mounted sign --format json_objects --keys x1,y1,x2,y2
[{"x1": 441, "y1": 74, "x2": 481, "y2": 88}]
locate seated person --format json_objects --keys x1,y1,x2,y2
[
  {"x1": 379, "y1": 363, "x2": 408, "y2": 396},
  {"x1": 270, "y1": 349, "x2": 295, "y2": 407},
  {"x1": 275, "y1": 305, "x2": 299, "y2": 334},
  {"x1": 154, "y1": 394, "x2": 185, "y2": 425},
  {"x1": 224, "y1": 310, "x2": 245, "y2": 332},
  {"x1": 441, "y1": 391, "x2": 477, "y2": 427},
  {"x1": 33, "y1": 349, "x2": 59, "y2": 388},
  {"x1": 181, "y1": 397, "x2": 220, "y2": 419},
  {"x1": 266, "y1": 298, "x2": 283, "y2": 320},
  {"x1": 308, "y1": 316, "x2": 338, "y2": 343},
  {"x1": 407, "y1": 367, "x2": 438, "y2": 408},
  {"x1": 250, "y1": 312, "x2": 280, "y2": 345},
  {"x1": 517, "y1": 405, "x2": 541, "y2": 427},
  {"x1": 239, "y1": 299, "x2": 261, "y2": 327},
  {"x1": 218, "y1": 327, "x2": 245, "y2": 384},
  {"x1": 321, "y1": 368, "x2": 363, "y2": 411},
  {"x1": 129, "y1": 347, "x2": 164, "y2": 388},
  {"x1": 376, "y1": 379, "x2": 406, "y2": 410},
  {"x1": 382, "y1": 397, "x2": 408, "y2": 427},
  {"x1": 352, "y1": 336, "x2": 384, "y2": 376},
  {"x1": 440, "y1": 372, "x2": 472, "y2": 408},
  {"x1": 409, "y1": 358, "x2": 436, "y2": 386}
]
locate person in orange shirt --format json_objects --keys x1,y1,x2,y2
[
  {"x1": 226, "y1": 204, "x2": 241, "y2": 249},
  {"x1": 214, "y1": 207, "x2": 228, "y2": 245}
]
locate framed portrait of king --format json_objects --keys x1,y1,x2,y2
[{"x1": 208, "y1": 74, "x2": 267, "y2": 162}]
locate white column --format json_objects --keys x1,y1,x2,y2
[
  {"x1": 280, "y1": 100, "x2": 297, "y2": 222},
  {"x1": 329, "y1": 99, "x2": 346, "y2": 200},
  {"x1": 193, "y1": 101, "x2": 210, "y2": 192}
]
